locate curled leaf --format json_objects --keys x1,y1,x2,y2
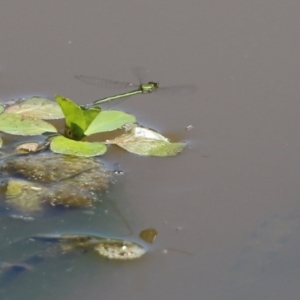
[
  {"x1": 106, "y1": 126, "x2": 185, "y2": 156},
  {"x1": 50, "y1": 135, "x2": 107, "y2": 157},
  {"x1": 55, "y1": 95, "x2": 101, "y2": 140},
  {"x1": 55, "y1": 95, "x2": 83, "y2": 127},
  {"x1": 16, "y1": 142, "x2": 40, "y2": 152}
]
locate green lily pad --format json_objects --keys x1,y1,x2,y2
[
  {"x1": 50, "y1": 135, "x2": 107, "y2": 157},
  {"x1": 106, "y1": 126, "x2": 185, "y2": 156},
  {"x1": 84, "y1": 110, "x2": 136, "y2": 136},
  {"x1": 0, "y1": 114, "x2": 57, "y2": 135},
  {"x1": 4, "y1": 97, "x2": 64, "y2": 119}
]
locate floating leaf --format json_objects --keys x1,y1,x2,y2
[
  {"x1": 0, "y1": 114, "x2": 57, "y2": 135},
  {"x1": 50, "y1": 135, "x2": 107, "y2": 157},
  {"x1": 106, "y1": 126, "x2": 185, "y2": 156},
  {"x1": 84, "y1": 110, "x2": 136, "y2": 136},
  {"x1": 4, "y1": 97, "x2": 64, "y2": 119},
  {"x1": 55, "y1": 95, "x2": 101, "y2": 140},
  {"x1": 16, "y1": 142, "x2": 39, "y2": 152},
  {"x1": 16, "y1": 142, "x2": 40, "y2": 152}
]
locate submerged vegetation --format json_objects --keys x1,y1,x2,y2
[{"x1": 1, "y1": 152, "x2": 111, "y2": 214}]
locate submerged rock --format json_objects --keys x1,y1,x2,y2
[
  {"x1": 94, "y1": 239, "x2": 145, "y2": 260},
  {"x1": 0, "y1": 151, "x2": 112, "y2": 214},
  {"x1": 32, "y1": 233, "x2": 146, "y2": 260},
  {"x1": 34, "y1": 232, "x2": 147, "y2": 260},
  {"x1": 0, "y1": 232, "x2": 146, "y2": 285}
]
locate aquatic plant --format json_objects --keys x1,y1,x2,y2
[{"x1": 0, "y1": 95, "x2": 185, "y2": 157}]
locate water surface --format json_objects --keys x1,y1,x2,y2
[{"x1": 1, "y1": 1, "x2": 300, "y2": 299}]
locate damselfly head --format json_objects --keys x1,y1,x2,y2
[{"x1": 140, "y1": 82, "x2": 160, "y2": 93}]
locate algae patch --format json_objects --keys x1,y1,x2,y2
[
  {"x1": 0, "y1": 152, "x2": 112, "y2": 214},
  {"x1": 5, "y1": 179, "x2": 43, "y2": 213}
]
